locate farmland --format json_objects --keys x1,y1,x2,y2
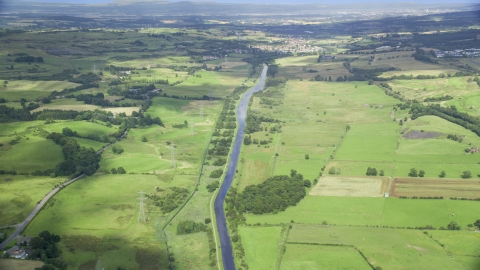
[{"x1": 1, "y1": 5, "x2": 480, "y2": 270}]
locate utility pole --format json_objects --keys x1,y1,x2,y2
[
  {"x1": 137, "y1": 191, "x2": 147, "y2": 223},
  {"x1": 190, "y1": 119, "x2": 195, "y2": 136},
  {"x1": 170, "y1": 144, "x2": 176, "y2": 169}
]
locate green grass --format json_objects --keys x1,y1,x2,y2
[
  {"x1": 287, "y1": 224, "x2": 479, "y2": 270},
  {"x1": 0, "y1": 136, "x2": 64, "y2": 172},
  {"x1": 0, "y1": 121, "x2": 42, "y2": 136},
  {"x1": 238, "y1": 226, "x2": 283, "y2": 270},
  {"x1": 32, "y1": 98, "x2": 101, "y2": 112},
  {"x1": 281, "y1": 244, "x2": 371, "y2": 270},
  {"x1": 0, "y1": 175, "x2": 65, "y2": 226},
  {"x1": 0, "y1": 80, "x2": 80, "y2": 101},
  {"x1": 245, "y1": 196, "x2": 480, "y2": 229},
  {"x1": 41, "y1": 121, "x2": 117, "y2": 138},
  {"x1": 389, "y1": 77, "x2": 478, "y2": 101},
  {"x1": 24, "y1": 174, "x2": 169, "y2": 270}
]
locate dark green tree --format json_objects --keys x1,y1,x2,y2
[
  {"x1": 408, "y1": 168, "x2": 417, "y2": 177},
  {"x1": 439, "y1": 171, "x2": 446, "y2": 178}
]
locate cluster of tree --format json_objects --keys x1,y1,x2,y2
[
  {"x1": 47, "y1": 132, "x2": 100, "y2": 176},
  {"x1": 68, "y1": 72, "x2": 100, "y2": 87},
  {"x1": 209, "y1": 169, "x2": 223, "y2": 178},
  {"x1": 474, "y1": 76, "x2": 480, "y2": 87},
  {"x1": 206, "y1": 181, "x2": 219, "y2": 192},
  {"x1": 366, "y1": 167, "x2": 384, "y2": 176},
  {"x1": 213, "y1": 158, "x2": 226, "y2": 166},
  {"x1": 75, "y1": 93, "x2": 111, "y2": 107},
  {"x1": 112, "y1": 145, "x2": 124, "y2": 154},
  {"x1": 30, "y1": 231, "x2": 66, "y2": 270},
  {"x1": 176, "y1": 220, "x2": 207, "y2": 235},
  {"x1": 14, "y1": 54, "x2": 44, "y2": 63},
  {"x1": 111, "y1": 167, "x2": 126, "y2": 174},
  {"x1": 447, "y1": 134, "x2": 463, "y2": 143},
  {"x1": 0, "y1": 104, "x2": 38, "y2": 122},
  {"x1": 411, "y1": 49, "x2": 438, "y2": 64},
  {"x1": 244, "y1": 112, "x2": 280, "y2": 134},
  {"x1": 149, "y1": 187, "x2": 189, "y2": 213},
  {"x1": 265, "y1": 77, "x2": 286, "y2": 88},
  {"x1": 235, "y1": 171, "x2": 307, "y2": 215},
  {"x1": 410, "y1": 103, "x2": 480, "y2": 137},
  {"x1": 399, "y1": 196, "x2": 444, "y2": 200},
  {"x1": 424, "y1": 95, "x2": 453, "y2": 102},
  {"x1": 408, "y1": 168, "x2": 425, "y2": 177},
  {"x1": 62, "y1": 127, "x2": 110, "y2": 143},
  {"x1": 215, "y1": 97, "x2": 236, "y2": 130},
  {"x1": 461, "y1": 170, "x2": 472, "y2": 179}
]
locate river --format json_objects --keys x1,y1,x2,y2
[{"x1": 214, "y1": 65, "x2": 268, "y2": 270}]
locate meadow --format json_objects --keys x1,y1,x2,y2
[
  {"x1": 24, "y1": 174, "x2": 169, "y2": 270},
  {"x1": 238, "y1": 226, "x2": 283, "y2": 270},
  {"x1": 286, "y1": 224, "x2": 480, "y2": 270},
  {"x1": 0, "y1": 175, "x2": 66, "y2": 227},
  {"x1": 0, "y1": 135, "x2": 64, "y2": 172},
  {"x1": 0, "y1": 80, "x2": 80, "y2": 101}
]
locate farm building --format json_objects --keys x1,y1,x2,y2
[{"x1": 4, "y1": 245, "x2": 29, "y2": 259}]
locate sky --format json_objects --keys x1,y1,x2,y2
[{"x1": 23, "y1": 0, "x2": 480, "y2": 4}]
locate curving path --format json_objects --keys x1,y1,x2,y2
[
  {"x1": 214, "y1": 65, "x2": 268, "y2": 270},
  {"x1": 0, "y1": 129, "x2": 128, "y2": 250}
]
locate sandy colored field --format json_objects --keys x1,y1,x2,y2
[
  {"x1": 390, "y1": 178, "x2": 480, "y2": 198},
  {"x1": 102, "y1": 106, "x2": 139, "y2": 116},
  {"x1": 310, "y1": 176, "x2": 390, "y2": 197},
  {"x1": 0, "y1": 259, "x2": 43, "y2": 269}
]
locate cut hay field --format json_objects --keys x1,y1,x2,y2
[
  {"x1": 0, "y1": 259, "x2": 44, "y2": 270},
  {"x1": 0, "y1": 175, "x2": 66, "y2": 227},
  {"x1": 310, "y1": 176, "x2": 390, "y2": 197},
  {"x1": 24, "y1": 174, "x2": 170, "y2": 270},
  {"x1": 390, "y1": 178, "x2": 480, "y2": 198},
  {"x1": 286, "y1": 224, "x2": 480, "y2": 270},
  {"x1": 280, "y1": 244, "x2": 371, "y2": 270},
  {"x1": 0, "y1": 136, "x2": 64, "y2": 172}
]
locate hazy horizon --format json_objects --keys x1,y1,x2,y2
[{"x1": 22, "y1": 0, "x2": 480, "y2": 4}]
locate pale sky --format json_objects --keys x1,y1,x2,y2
[{"x1": 25, "y1": 0, "x2": 480, "y2": 4}]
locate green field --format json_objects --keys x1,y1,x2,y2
[
  {"x1": 281, "y1": 244, "x2": 371, "y2": 270},
  {"x1": 286, "y1": 224, "x2": 480, "y2": 270},
  {"x1": 0, "y1": 80, "x2": 81, "y2": 101},
  {"x1": 0, "y1": 175, "x2": 66, "y2": 226},
  {"x1": 238, "y1": 226, "x2": 283, "y2": 270},
  {"x1": 24, "y1": 174, "x2": 169, "y2": 270},
  {"x1": 0, "y1": 136, "x2": 64, "y2": 172}
]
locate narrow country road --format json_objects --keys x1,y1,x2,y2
[
  {"x1": 214, "y1": 65, "x2": 268, "y2": 270},
  {"x1": 0, "y1": 129, "x2": 128, "y2": 250}
]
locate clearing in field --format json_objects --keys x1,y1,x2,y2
[
  {"x1": 309, "y1": 176, "x2": 390, "y2": 197},
  {"x1": 390, "y1": 178, "x2": 480, "y2": 199}
]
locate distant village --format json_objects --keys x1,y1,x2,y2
[{"x1": 434, "y1": 49, "x2": 480, "y2": 58}]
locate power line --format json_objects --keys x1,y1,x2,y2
[
  {"x1": 190, "y1": 119, "x2": 195, "y2": 136},
  {"x1": 170, "y1": 144, "x2": 176, "y2": 169},
  {"x1": 137, "y1": 191, "x2": 147, "y2": 223}
]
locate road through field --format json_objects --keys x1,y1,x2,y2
[
  {"x1": 214, "y1": 65, "x2": 268, "y2": 270},
  {"x1": 0, "y1": 130, "x2": 128, "y2": 250}
]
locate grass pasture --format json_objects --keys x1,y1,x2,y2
[
  {"x1": 287, "y1": 224, "x2": 479, "y2": 270},
  {"x1": 389, "y1": 77, "x2": 478, "y2": 101},
  {"x1": 0, "y1": 136, "x2": 64, "y2": 173},
  {"x1": 310, "y1": 176, "x2": 390, "y2": 197},
  {"x1": 0, "y1": 80, "x2": 81, "y2": 101},
  {"x1": 350, "y1": 51, "x2": 456, "y2": 76},
  {"x1": 280, "y1": 244, "x2": 371, "y2": 270},
  {"x1": 0, "y1": 175, "x2": 66, "y2": 226},
  {"x1": 238, "y1": 226, "x2": 283, "y2": 270},
  {"x1": 32, "y1": 98, "x2": 101, "y2": 112},
  {"x1": 24, "y1": 174, "x2": 169, "y2": 270},
  {"x1": 390, "y1": 178, "x2": 480, "y2": 198}
]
